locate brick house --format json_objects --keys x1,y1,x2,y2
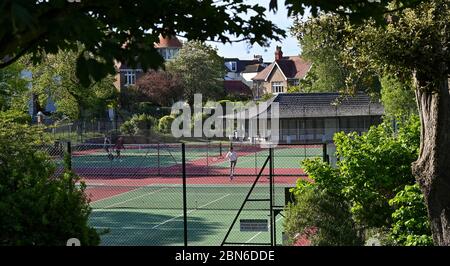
[
  {"x1": 113, "y1": 34, "x2": 183, "y2": 92},
  {"x1": 252, "y1": 46, "x2": 312, "y2": 99}
]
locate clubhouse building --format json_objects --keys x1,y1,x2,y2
[{"x1": 235, "y1": 92, "x2": 384, "y2": 144}]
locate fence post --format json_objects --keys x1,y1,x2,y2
[
  {"x1": 157, "y1": 143, "x2": 160, "y2": 176},
  {"x1": 182, "y1": 143, "x2": 188, "y2": 247},
  {"x1": 207, "y1": 141, "x2": 209, "y2": 176},
  {"x1": 66, "y1": 141, "x2": 72, "y2": 171},
  {"x1": 322, "y1": 143, "x2": 328, "y2": 163},
  {"x1": 219, "y1": 142, "x2": 222, "y2": 157},
  {"x1": 269, "y1": 147, "x2": 274, "y2": 246}
]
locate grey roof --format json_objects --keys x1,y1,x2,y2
[
  {"x1": 220, "y1": 92, "x2": 384, "y2": 119},
  {"x1": 270, "y1": 92, "x2": 384, "y2": 118}
]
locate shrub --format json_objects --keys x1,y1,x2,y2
[
  {"x1": 260, "y1": 93, "x2": 274, "y2": 101},
  {"x1": 158, "y1": 115, "x2": 175, "y2": 134},
  {"x1": 130, "y1": 102, "x2": 171, "y2": 118},
  {"x1": 285, "y1": 115, "x2": 430, "y2": 246},
  {"x1": 120, "y1": 114, "x2": 157, "y2": 136},
  {"x1": 284, "y1": 185, "x2": 362, "y2": 246},
  {"x1": 0, "y1": 121, "x2": 99, "y2": 245},
  {"x1": 389, "y1": 184, "x2": 433, "y2": 246},
  {"x1": 0, "y1": 110, "x2": 31, "y2": 124}
]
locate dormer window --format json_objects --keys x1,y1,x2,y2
[{"x1": 230, "y1": 61, "x2": 237, "y2": 72}]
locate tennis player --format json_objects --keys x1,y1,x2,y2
[
  {"x1": 225, "y1": 146, "x2": 238, "y2": 180},
  {"x1": 115, "y1": 136, "x2": 125, "y2": 160}
]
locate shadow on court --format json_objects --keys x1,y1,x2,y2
[{"x1": 90, "y1": 210, "x2": 222, "y2": 246}]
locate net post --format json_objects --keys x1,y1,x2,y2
[
  {"x1": 182, "y1": 142, "x2": 188, "y2": 246},
  {"x1": 219, "y1": 142, "x2": 222, "y2": 156}
]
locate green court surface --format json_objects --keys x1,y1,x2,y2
[
  {"x1": 70, "y1": 146, "x2": 322, "y2": 170},
  {"x1": 71, "y1": 147, "x2": 215, "y2": 168},
  {"x1": 89, "y1": 185, "x2": 289, "y2": 246},
  {"x1": 214, "y1": 147, "x2": 323, "y2": 168}
]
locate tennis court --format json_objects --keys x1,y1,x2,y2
[
  {"x1": 88, "y1": 184, "x2": 288, "y2": 246},
  {"x1": 46, "y1": 142, "x2": 327, "y2": 245},
  {"x1": 68, "y1": 143, "x2": 324, "y2": 177}
]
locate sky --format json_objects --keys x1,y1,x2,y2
[{"x1": 206, "y1": 0, "x2": 310, "y2": 62}]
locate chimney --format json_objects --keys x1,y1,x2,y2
[{"x1": 275, "y1": 46, "x2": 283, "y2": 61}]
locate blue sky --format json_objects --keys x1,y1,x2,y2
[{"x1": 206, "y1": 1, "x2": 310, "y2": 62}]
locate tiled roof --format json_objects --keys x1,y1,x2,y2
[
  {"x1": 154, "y1": 34, "x2": 183, "y2": 48},
  {"x1": 252, "y1": 56, "x2": 311, "y2": 81},
  {"x1": 272, "y1": 92, "x2": 384, "y2": 118},
  {"x1": 244, "y1": 92, "x2": 384, "y2": 119},
  {"x1": 242, "y1": 63, "x2": 267, "y2": 73},
  {"x1": 224, "y1": 58, "x2": 267, "y2": 73},
  {"x1": 224, "y1": 80, "x2": 252, "y2": 96}
]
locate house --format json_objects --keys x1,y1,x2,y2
[
  {"x1": 224, "y1": 55, "x2": 269, "y2": 88},
  {"x1": 235, "y1": 92, "x2": 384, "y2": 144},
  {"x1": 252, "y1": 46, "x2": 312, "y2": 99},
  {"x1": 113, "y1": 34, "x2": 183, "y2": 91}
]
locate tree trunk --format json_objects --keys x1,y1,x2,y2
[{"x1": 412, "y1": 73, "x2": 450, "y2": 245}]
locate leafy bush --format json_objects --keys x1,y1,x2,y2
[
  {"x1": 389, "y1": 184, "x2": 433, "y2": 246},
  {"x1": 158, "y1": 115, "x2": 175, "y2": 134},
  {"x1": 285, "y1": 115, "x2": 428, "y2": 245},
  {"x1": 284, "y1": 184, "x2": 362, "y2": 246},
  {"x1": 120, "y1": 114, "x2": 157, "y2": 136},
  {"x1": 330, "y1": 116, "x2": 420, "y2": 227},
  {"x1": 0, "y1": 110, "x2": 31, "y2": 124},
  {"x1": 260, "y1": 93, "x2": 274, "y2": 101},
  {"x1": 130, "y1": 102, "x2": 171, "y2": 118},
  {"x1": 0, "y1": 121, "x2": 99, "y2": 245}
]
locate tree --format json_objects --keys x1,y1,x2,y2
[
  {"x1": 134, "y1": 70, "x2": 183, "y2": 106},
  {"x1": 380, "y1": 75, "x2": 417, "y2": 119},
  {"x1": 290, "y1": 15, "x2": 381, "y2": 94},
  {"x1": 25, "y1": 48, "x2": 118, "y2": 120},
  {"x1": 166, "y1": 41, "x2": 225, "y2": 104},
  {"x1": 0, "y1": 0, "x2": 284, "y2": 87},
  {"x1": 0, "y1": 119, "x2": 99, "y2": 245},
  {"x1": 0, "y1": 61, "x2": 29, "y2": 111},
  {"x1": 282, "y1": 0, "x2": 450, "y2": 245}
]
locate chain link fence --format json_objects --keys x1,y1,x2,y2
[{"x1": 39, "y1": 141, "x2": 333, "y2": 246}]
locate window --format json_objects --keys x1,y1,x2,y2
[
  {"x1": 124, "y1": 70, "x2": 137, "y2": 86},
  {"x1": 230, "y1": 61, "x2": 237, "y2": 72},
  {"x1": 291, "y1": 79, "x2": 300, "y2": 86},
  {"x1": 271, "y1": 82, "x2": 284, "y2": 93}
]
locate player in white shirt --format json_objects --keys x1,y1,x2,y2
[{"x1": 225, "y1": 146, "x2": 238, "y2": 180}]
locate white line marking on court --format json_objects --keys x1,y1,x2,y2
[
  {"x1": 243, "y1": 216, "x2": 283, "y2": 245},
  {"x1": 151, "y1": 194, "x2": 231, "y2": 229},
  {"x1": 101, "y1": 187, "x2": 169, "y2": 209}
]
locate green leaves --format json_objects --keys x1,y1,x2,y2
[
  {"x1": 26, "y1": 46, "x2": 117, "y2": 120},
  {"x1": 294, "y1": 116, "x2": 422, "y2": 241},
  {"x1": 388, "y1": 184, "x2": 433, "y2": 245},
  {"x1": 1, "y1": 0, "x2": 284, "y2": 86},
  {"x1": 0, "y1": 119, "x2": 99, "y2": 245},
  {"x1": 166, "y1": 40, "x2": 225, "y2": 104}
]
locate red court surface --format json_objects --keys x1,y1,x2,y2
[{"x1": 82, "y1": 174, "x2": 310, "y2": 202}]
